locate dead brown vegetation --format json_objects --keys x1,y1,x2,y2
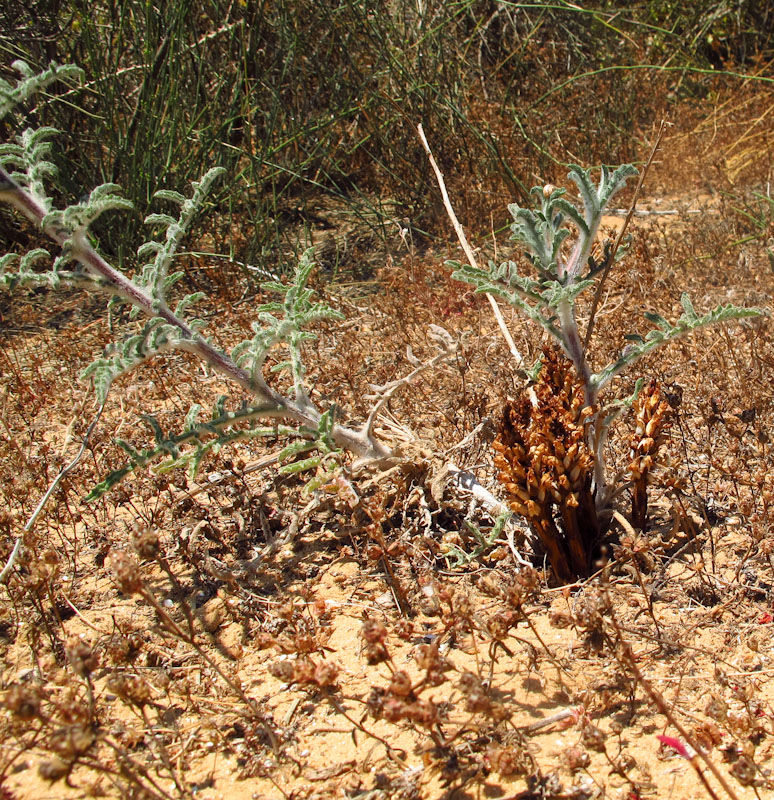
[{"x1": 3, "y1": 56, "x2": 774, "y2": 800}]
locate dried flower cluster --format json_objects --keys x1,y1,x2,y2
[
  {"x1": 493, "y1": 348, "x2": 599, "y2": 581},
  {"x1": 628, "y1": 379, "x2": 672, "y2": 529},
  {"x1": 362, "y1": 618, "x2": 459, "y2": 739},
  {"x1": 268, "y1": 657, "x2": 340, "y2": 688}
]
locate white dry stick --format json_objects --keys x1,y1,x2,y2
[
  {"x1": 361, "y1": 324, "x2": 455, "y2": 443},
  {"x1": 446, "y1": 462, "x2": 509, "y2": 516},
  {"x1": 0, "y1": 400, "x2": 106, "y2": 583},
  {"x1": 417, "y1": 124, "x2": 524, "y2": 367}
]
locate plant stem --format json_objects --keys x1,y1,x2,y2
[
  {"x1": 606, "y1": 585, "x2": 742, "y2": 800},
  {"x1": 0, "y1": 400, "x2": 106, "y2": 584},
  {"x1": 0, "y1": 165, "x2": 394, "y2": 462},
  {"x1": 558, "y1": 299, "x2": 591, "y2": 395}
]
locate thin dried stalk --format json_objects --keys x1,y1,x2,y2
[{"x1": 417, "y1": 124, "x2": 524, "y2": 367}]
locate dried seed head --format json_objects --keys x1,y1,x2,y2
[
  {"x1": 563, "y1": 745, "x2": 591, "y2": 770},
  {"x1": 424, "y1": 668, "x2": 448, "y2": 687},
  {"x1": 131, "y1": 524, "x2": 160, "y2": 560},
  {"x1": 505, "y1": 566, "x2": 540, "y2": 608},
  {"x1": 404, "y1": 698, "x2": 438, "y2": 727},
  {"x1": 548, "y1": 608, "x2": 573, "y2": 629},
  {"x1": 107, "y1": 550, "x2": 143, "y2": 595},
  {"x1": 361, "y1": 617, "x2": 388, "y2": 644},
  {"x1": 268, "y1": 660, "x2": 295, "y2": 683},
  {"x1": 388, "y1": 671, "x2": 413, "y2": 698},
  {"x1": 414, "y1": 640, "x2": 450, "y2": 674},
  {"x1": 105, "y1": 629, "x2": 143, "y2": 665},
  {"x1": 486, "y1": 743, "x2": 529, "y2": 776},
  {"x1": 478, "y1": 573, "x2": 503, "y2": 597},
  {"x1": 458, "y1": 671, "x2": 484, "y2": 695},
  {"x1": 453, "y1": 590, "x2": 472, "y2": 618},
  {"x1": 459, "y1": 672, "x2": 491, "y2": 714},
  {"x1": 704, "y1": 694, "x2": 728, "y2": 721},
  {"x1": 573, "y1": 589, "x2": 608, "y2": 632},
  {"x1": 50, "y1": 724, "x2": 95, "y2": 758},
  {"x1": 26, "y1": 547, "x2": 60, "y2": 588},
  {"x1": 465, "y1": 692, "x2": 492, "y2": 715},
  {"x1": 581, "y1": 722, "x2": 607, "y2": 752},
  {"x1": 382, "y1": 697, "x2": 408, "y2": 722},
  {"x1": 66, "y1": 636, "x2": 97, "y2": 678},
  {"x1": 730, "y1": 755, "x2": 758, "y2": 786},
  {"x1": 693, "y1": 719, "x2": 724, "y2": 750},
  {"x1": 38, "y1": 757, "x2": 69, "y2": 782},
  {"x1": 107, "y1": 674, "x2": 153, "y2": 707},
  {"x1": 487, "y1": 613, "x2": 512, "y2": 640},
  {"x1": 276, "y1": 600, "x2": 298, "y2": 621},
  {"x1": 366, "y1": 686, "x2": 386, "y2": 717},
  {"x1": 294, "y1": 633, "x2": 318, "y2": 654},
  {"x1": 393, "y1": 619, "x2": 414, "y2": 641},
  {"x1": 363, "y1": 642, "x2": 390, "y2": 665},
  {"x1": 3, "y1": 684, "x2": 41, "y2": 720},
  {"x1": 291, "y1": 658, "x2": 316, "y2": 685},
  {"x1": 726, "y1": 708, "x2": 752, "y2": 732},
  {"x1": 313, "y1": 660, "x2": 339, "y2": 688}
]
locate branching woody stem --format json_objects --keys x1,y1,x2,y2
[{"x1": 0, "y1": 164, "x2": 394, "y2": 461}]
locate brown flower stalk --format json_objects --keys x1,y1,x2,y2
[
  {"x1": 493, "y1": 348, "x2": 599, "y2": 582},
  {"x1": 628, "y1": 379, "x2": 672, "y2": 529}
]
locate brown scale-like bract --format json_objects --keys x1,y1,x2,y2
[
  {"x1": 493, "y1": 348, "x2": 599, "y2": 581},
  {"x1": 628, "y1": 378, "x2": 672, "y2": 529}
]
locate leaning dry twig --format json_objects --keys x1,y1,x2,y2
[
  {"x1": 605, "y1": 583, "x2": 742, "y2": 800},
  {"x1": 417, "y1": 124, "x2": 524, "y2": 366},
  {"x1": 361, "y1": 324, "x2": 456, "y2": 444}
]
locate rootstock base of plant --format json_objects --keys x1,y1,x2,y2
[{"x1": 3, "y1": 4, "x2": 774, "y2": 800}]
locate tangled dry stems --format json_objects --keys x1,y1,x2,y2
[{"x1": 3, "y1": 231, "x2": 774, "y2": 799}]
